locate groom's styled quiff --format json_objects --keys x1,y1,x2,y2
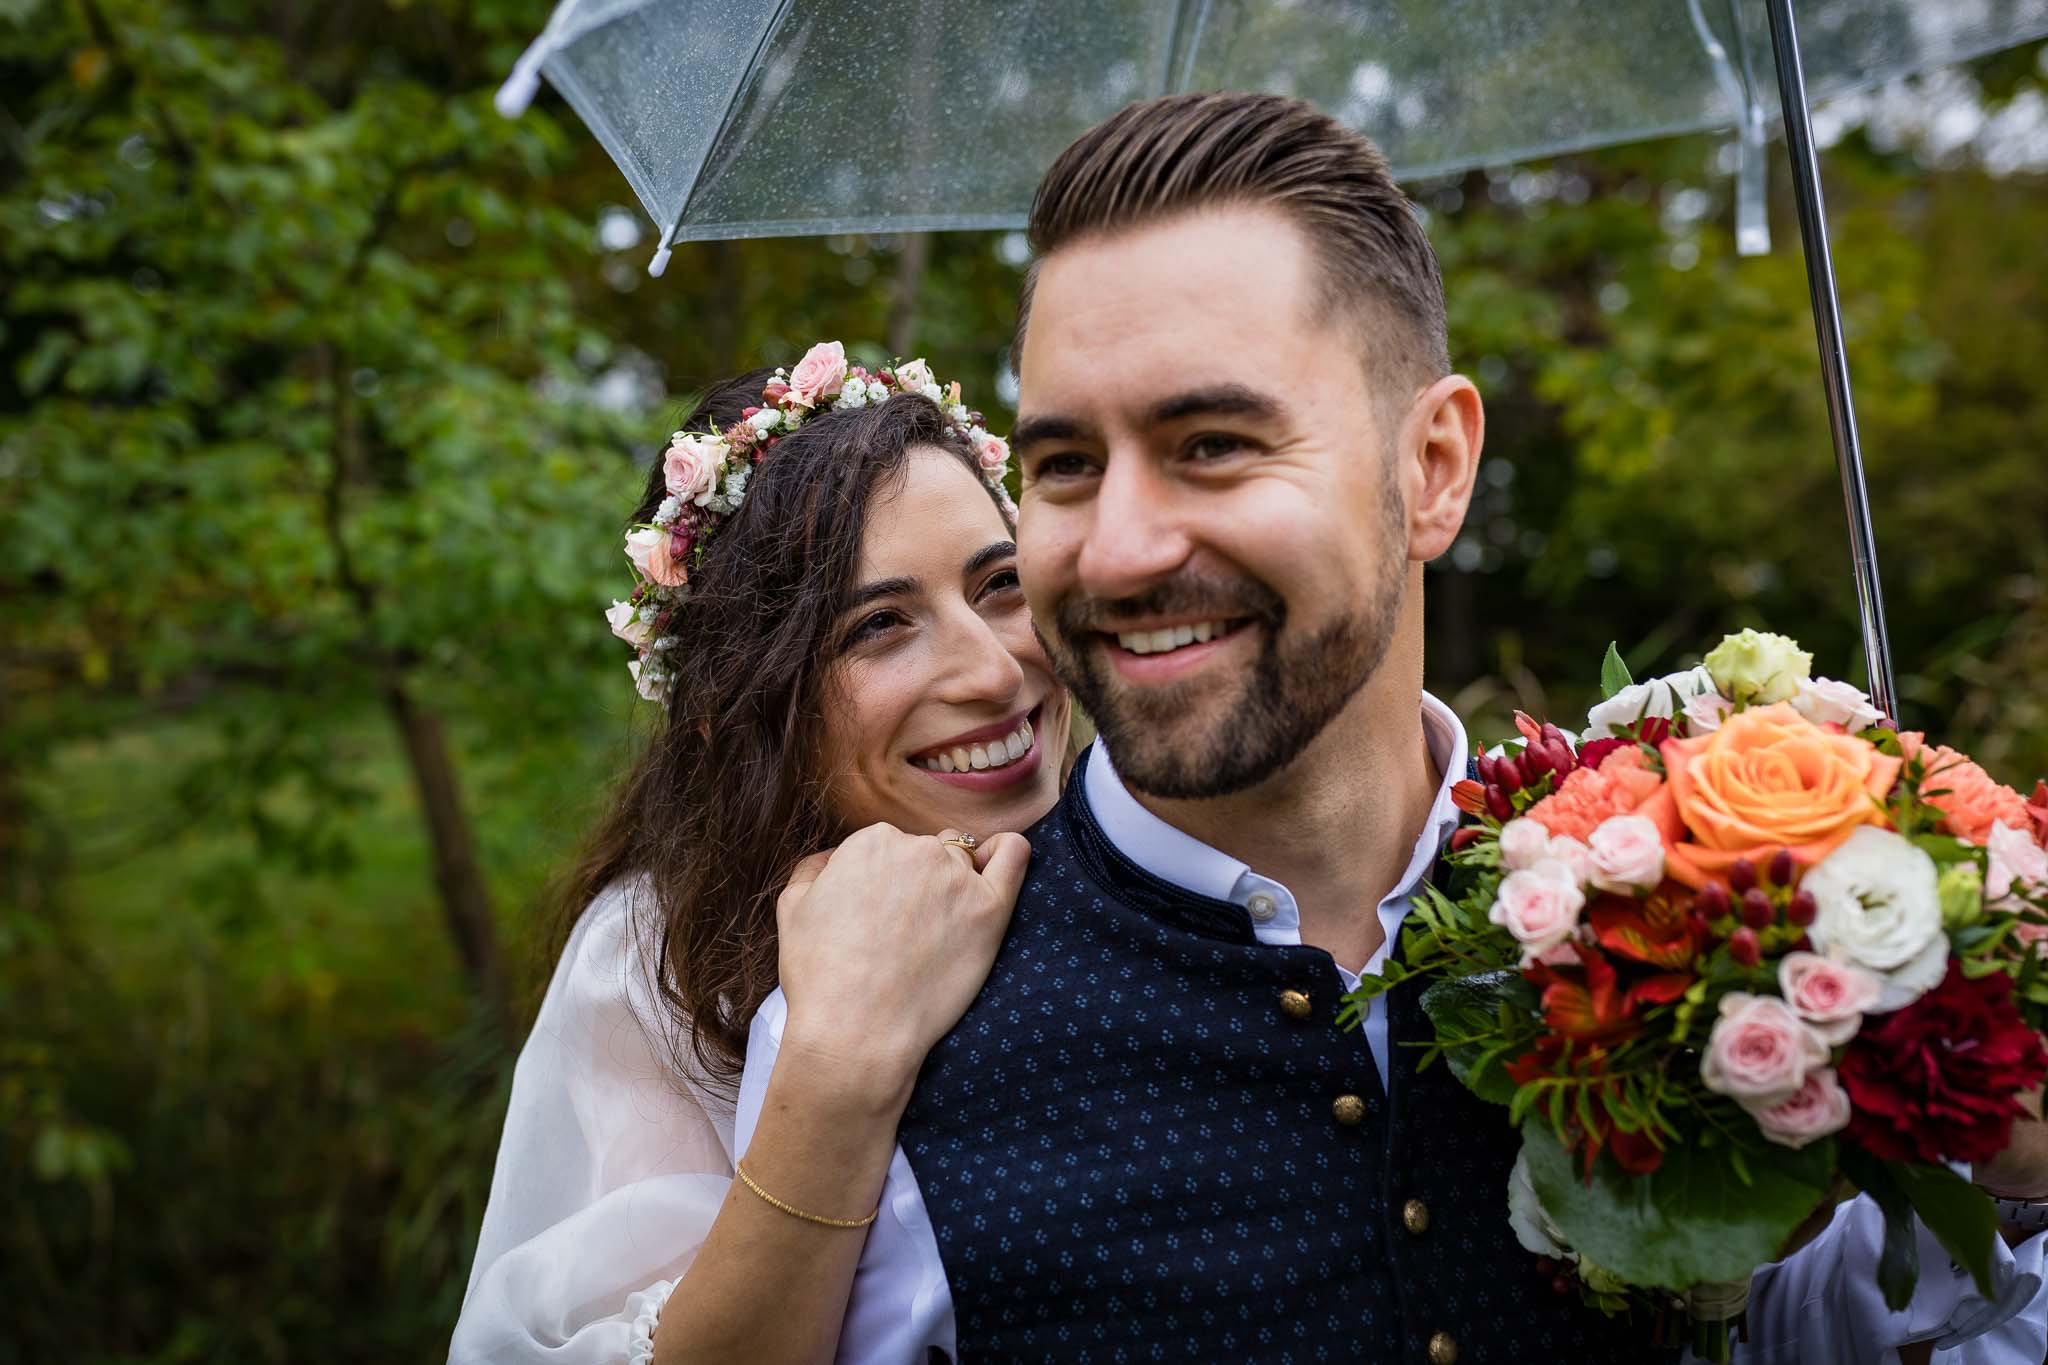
[{"x1": 1022, "y1": 91, "x2": 1450, "y2": 393}]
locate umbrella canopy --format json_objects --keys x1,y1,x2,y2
[{"x1": 499, "y1": 0, "x2": 2048, "y2": 265}]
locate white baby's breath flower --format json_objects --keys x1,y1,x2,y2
[
  {"x1": 1803, "y1": 826, "x2": 1949, "y2": 1011},
  {"x1": 654, "y1": 495, "x2": 682, "y2": 524},
  {"x1": 747, "y1": 408, "x2": 781, "y2": 433}
]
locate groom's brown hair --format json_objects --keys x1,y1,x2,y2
[{"x1": 1021, "y1": 91, "x2": 1449, "y2": 394}]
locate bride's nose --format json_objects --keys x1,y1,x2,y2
[{"x1": 933, "y1": 605, "x2": 1027, "y2": 706}]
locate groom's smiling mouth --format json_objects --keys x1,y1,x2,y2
[{"x1": 1101, "y1": 617, "x2": 1254, "y2": 683}]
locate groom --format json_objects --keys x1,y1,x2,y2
[{"x1": 758, "y1": 93, "x2": 2045, "y2": 1361}]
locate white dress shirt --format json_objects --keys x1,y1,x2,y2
[{"x1": 736, "y1": 694, "x2": 2048, "y2": 1365}]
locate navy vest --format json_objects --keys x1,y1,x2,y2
[{"x1": 895, "y1": 768, "x2": 1670, "y2": 1364}]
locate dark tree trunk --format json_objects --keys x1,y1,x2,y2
[
  {"x1": 888, "y1": 231, "x2": 930, "y2": 359},
  {"x1": 381, "y1": 671, "x2": 510, "y2": 1033}
]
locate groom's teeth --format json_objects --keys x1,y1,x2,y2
[
  {"x1": 1116, "y1": 621, "x2": 1232, "y2": 655},
  {"x1": 917, "y1": 716, "x2": 1038, "y2": 774}
]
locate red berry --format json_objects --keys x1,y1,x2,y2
[
  {"x1": 1741, "y1": 888, "x2": 1775, "y2": 929},
  {"x1": 1696, "y1": 882, "x2": 1731, "y2": 917},
  {"x1": 1486, "y1": 787, "x2": 1515, "y2": 822},
  {"x1": 1789, "y1": 934, "x2": 1813, "y2": 953},
  {"x1": 1477, "y1": 753, "x2": 1499, "y2": 784},
  {"x1": 1729, "y1": 858, "x2": 1758, "y2": 895},
  {"x1": 1788, "y1": 890, "x2": 1817, "y2": 926},
  {"x1": 1728, "y1": 927, "x2": 1761, "y2": 966},
  {"x1": 1552, "y1": 1273, "x2": 1574, "y2": 1296},
  {"x1": 1688, "y1": 909, "x2": 1714, "y2": 939},
  {"x1": 1769, "y1": 849, "x2": 1796, "y2": 886},
  {"x1": 1496, "y1": 758, "x2": 1523, "y2": 793},
  {"x1": 1534, "y1": 1255, "x2": 1556, "y2": 1276},
  {"x1": 1540, "y1": 723, "x2": 1568, "y2": 749}
]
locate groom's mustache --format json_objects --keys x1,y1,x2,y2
[{"x1": 1052, "y1": 571, "x2": 1287, "y2": 643}]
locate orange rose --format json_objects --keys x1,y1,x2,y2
[
  {"x1": 1645, "y1": 703, "x2": 1900, "y2": 888},
  {"x1": 1525, "y1": 746, "x2": 1678, "y2": 845}
]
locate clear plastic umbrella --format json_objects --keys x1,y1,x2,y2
[{"x1": 498, "y1": 0, "x2": 2048, "y2": 712}]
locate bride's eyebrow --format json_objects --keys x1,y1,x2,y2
[
  {"x1": 845, "y1": 576, "x2": 917, "y2": 612},
  {"x1": 961, "y1": 541, "x2": 1016, "y2": 578}
]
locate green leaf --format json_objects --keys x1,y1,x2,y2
[
  {"x1": 1600, "y1": 642, "x2": 1634, "y2": 699},
  {"x1": 1893, "y1": 1160, "x2": 2000, "y2": 1300},
  {"x1": 1521, "y1": 1122, "x2": 1835, "y2": 1289},
  {"x1": 1420, "y1": 970, "x2": 1528, "y2": 1105},
  {"x1": 1840, "y1": 1145, "x2": 1920, "y2": 1312}
]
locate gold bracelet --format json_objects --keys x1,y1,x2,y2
[{"x1": 734, "y1": 1160, "x2": 879, "y2": 1229}]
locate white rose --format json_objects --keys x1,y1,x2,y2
[
  {"x1": 1791, "y1": 676, "x2": 1886, "y2": 732},
  {"x1": 605, "y1": 599, "x2": 654, "y2": 648},
  {"x1": 1988, "y1": 821, "x2": 2048, "y2": 907},
  {"x1": 1489, "y1": 860, "x2": 1585, "y2": 962},
  {"x1": 1685, "y1": 690, "x2": 1734, "y2": 734},
  {"x1": 1507, "y1": 1150, "x2": 1568, "y2": 1257},
  {"x1": 1497, "y1": 818, "x2": 1554, "y2": 871},
  {"x1": 1588, "y1": 814, "x2": 1666, "y2": 893},
  {"x1": 894, "y1": 358, "x2": 935, "y2": 394},
  {"x1": 1583, "y1": 667, "x2": 1714, "y2": 740},
  {"x1": 1803, "y1": 826, "x2": 1949, "y2": 1011}
]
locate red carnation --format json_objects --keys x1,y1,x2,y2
[{"x1": 1839, "y1": 963, "x2": 2048, "y2": 1166}]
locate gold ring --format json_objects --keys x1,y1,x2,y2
[{"x1": 940, "y1": 833, "x2": 980, "y2": 855}]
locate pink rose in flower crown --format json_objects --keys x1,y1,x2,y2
[
  {"x1": 1490, "y1": 860, "x2": 1585, "y2": 962},
  {"x1": 1587, "y1": 814, "x2": 1665, "y2": 893},
  {"x1": 1750, "y1": 1066, "x2": 1853, "y2": 1148},
  {"x1": 1777, "y1": 951, "x2": 1882, "y2": 1044},
  {"x1": 623, "y1": 526, "x2": 688, "y2": 588},
  {"x1": 663, "y1": 433, "x2": 725, "y2": 506},
  {"x1": 1988, "y1": 821, "x2": 2048, "y2": 908},
  {"x1": 1700, "y1": 992, "x2": 1830, "y2": 1107},
  {"x1": 974, "y1": 430, "x2": 1010, "y2": 476},
  {"x1": 785, "y1": 341, "x2": 848, "y2": 409}
]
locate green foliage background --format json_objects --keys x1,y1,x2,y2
[{"x1": 1, "y1": 2, "x2": 2043, "y2": 1359}]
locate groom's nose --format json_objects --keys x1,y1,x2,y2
[{"x1": 1074, "y1": 455, "x2": 1193, "y2": 600}]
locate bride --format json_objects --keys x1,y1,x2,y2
[{"x1": 451, "y1": 344, "x2": 1073, "y2": 1363}]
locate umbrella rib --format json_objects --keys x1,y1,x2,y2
[{"x1": 649, "y1": 0, "x2": 798, "y2": 273}]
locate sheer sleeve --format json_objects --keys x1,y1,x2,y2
[{"x1": 450, "y1": 881, "x2": 736, "y2": 1364}]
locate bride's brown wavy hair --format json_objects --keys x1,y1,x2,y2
[{"x1": 554, "y1": 372, "x2": 1002, "y2": 1089}]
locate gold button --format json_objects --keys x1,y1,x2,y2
[
  {"x1": 1278, "y1": 989, "x2": 1312, "y2": 1021},
  {"x1": 1427, "y1": 1331, "x2": 1459, "y2": 1365},
  {"x1": 1402, "y1": 1198, "x2": 1430, "y2": 1235},
  {"x1": 1331, "y1": 1093, "x2": 1366, "y2": 1126}
]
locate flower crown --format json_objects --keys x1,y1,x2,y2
[{"x1": 606, "y1": 341, "x2": 1015, "y2": 703}]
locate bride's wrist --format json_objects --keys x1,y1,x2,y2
[{"x1": 772, "y1": 1026, "x2": 921, "y2": 1118}]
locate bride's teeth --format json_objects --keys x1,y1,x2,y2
[
  {"x1": 937, "y1": 752, "x2": 955, "y2": 773},
  {"x1": 970, "y1": 744, "x2": 991, "y2": 770},
  {"x1": 1021, "y1": 719, "x2": 1034, "y2": 749},
  {"x1": 1004, "y1": 731, "x2": 1025, "y2": 761},
  {"x1": 951, "y1": 746, "x2": 972, "y2": 771}
]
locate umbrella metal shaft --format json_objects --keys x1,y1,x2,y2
[{"x1": 1762, "y1": 0, "x2": 1898, "y2": 718}]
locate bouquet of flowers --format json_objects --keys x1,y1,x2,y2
[{"x1": 1346, "y1": 629, "x2": 2048, "y2": 1359}]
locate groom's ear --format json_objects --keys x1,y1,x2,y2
[{"x1": 1400, "y1": 374, "x2": 1485, "y2": 564}]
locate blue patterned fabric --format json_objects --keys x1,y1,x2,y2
[{"x1": 896, "y1": 773, "x2": 1670, "y2": 1364}]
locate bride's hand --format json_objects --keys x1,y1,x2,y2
[{"x1": 773, "y1": 823, "x2": 1030, "y2": 1103}]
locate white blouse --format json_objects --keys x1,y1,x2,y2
[{"x1": 450, "y1": 881, "x2": 733, "y2": 1364}]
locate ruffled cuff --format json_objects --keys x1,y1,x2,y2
[{"x1": 625, "y1": 1279, "x2": 677, "y2": 1365}]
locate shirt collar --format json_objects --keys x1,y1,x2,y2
[{"x1": 1082, "y1": 691, "x2": 1470, "y2": 960}]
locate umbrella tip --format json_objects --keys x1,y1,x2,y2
[
  {"x1": 495, "y1": 67, "x2": 541, "y2": 119},
  {"x1": 648, "y1": 245, "x2": 672, "y2": 278}
]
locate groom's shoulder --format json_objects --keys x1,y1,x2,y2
[{"x1": 1012, "y1": 760, "x2": 1096, "y2": 905}]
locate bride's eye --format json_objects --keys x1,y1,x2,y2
[
  {"x1": 978, "y1": 567, "x2": 1022, "y2": 601},
  {"x1": 842, "y1": 609, "x2": 905, "y2": 649}
]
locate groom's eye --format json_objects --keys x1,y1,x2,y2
[
  {"x1": 1032, "y1": 451, "x2": 1095, "y2": 481},
  {"x1": 1184, "y1": 432, "x2": 1250, "y2": 462}
]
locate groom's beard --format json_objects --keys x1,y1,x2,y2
[{"x1": 1045, "y1": 559, "x2": 1404, "y2": 801}]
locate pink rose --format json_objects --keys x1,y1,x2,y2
[
  {"x1": 1777, "y1": 951, "x2": 1882, "y2": 1045},
  {"x1": 1588, "y1": 814, "x2": 1666, "y2": 893},
  {"x1": 1700, "y1": 992, "x2": 1829, "y2": 1106},
  {"x1": 1988, "y1": 820, "x2": 2048, "y2": 907},
  {"x1": 1545, "y1": 835, "x2": 1594, "y2": 887},
  {"x1": 663, "y1": 434, "x2": 724, "y2": 506},
  {"x1": 1685, "y1": 690, "x2": 1735, "y2": 734},
  {"x1": 1750, "y1": 1066, "x2": 1853, "y2": 1148},
  {"x1": 1792, "y1": 677, "x2": 1886, "y2": 732},
  {"x1": 623, "y1": 526, "x2": 688, "y2": 588},
  {"x1": 1498, "y1": 818, "x2": 1553, "y2": 871},
  {"x1": 1489, "y1": 861, "x2": 1585, "y2": 962},
  {"x1": 785, "y1": 340, "x2": 847, "y2": 409},
  {"x1": 975, "y1": 431, "x2": 1010, "y2": 475}
]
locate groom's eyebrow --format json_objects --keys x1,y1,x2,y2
[
  {"x1": 1147, "y1": 384, "x2": 1282, "y2": 426},
  {"x1": 1009, "y1": 414, "x2": 1093, "y2": 451}
]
